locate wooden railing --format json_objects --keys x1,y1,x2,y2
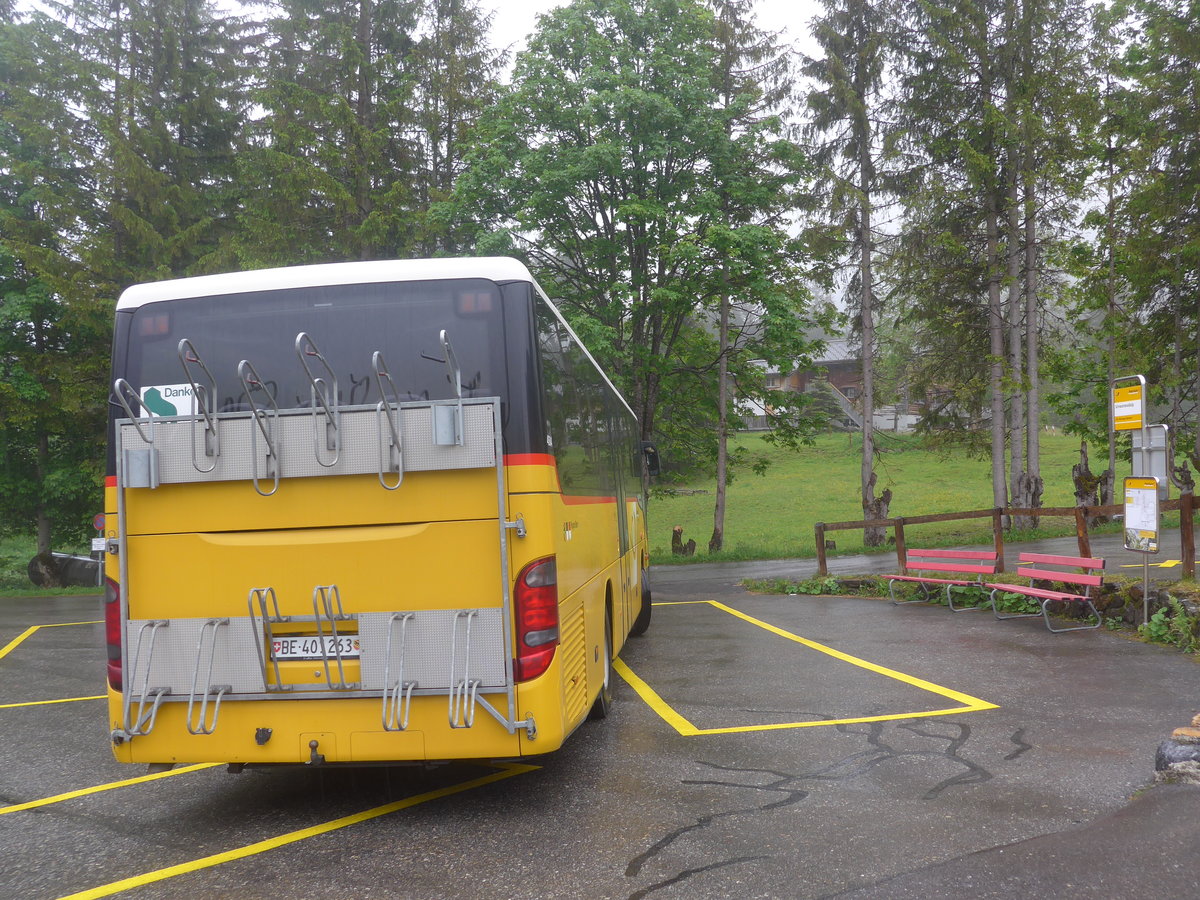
[{"x1": 814, "y1": 493, "x2": 1197, "y2": 579}]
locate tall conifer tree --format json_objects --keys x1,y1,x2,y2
[
  {"x1": 804, "y1": 0, "x2": 897, "y2": 545},
  {"x1": 237, "y1": 0, "x2": 424, "y2": 264}
]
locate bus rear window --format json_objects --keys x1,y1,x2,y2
[{"x1": 119, "y1": 279, "x2": 506, "y2": 413}]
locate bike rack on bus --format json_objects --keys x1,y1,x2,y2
[
  {"x1": 312, "y1": 585, "x2": 354, "y2": 689},
  {"x1": 248, "y1": 587, "x2": 289, "y2": 692},
  {"x1": 186, "y1": 617, "x2": 231, "y2": 735},
  {"x1": 382, "y1": 612, "x2": 416, "y2": 731},
  {"x1": 237, "y1": 359, "x2": 281, "y2": 496},
  {"x1": 295, "y1": 332, "x2": 340, "y2": 468},
  {"x1": 112, "y1": 378, "x2": 160, "y2": 489},
  {"x1": 122, "y1": 619, "x2": 170, "y2": 737},
  {"x1": 246, "y1": 585, "x2": 360, "y2": 694},
  {"x1": 177, "y1": 338, "x2": 220, "y2": 472},
  {"x1": 433, "y1": 330, "x2": 464, "y2": 447},
  {"x1": 372, "y1": 351, "x2": 404, "y2": 490},
  {"x1": 448, "y1": 610, "x2": 481, "y2": 728}
]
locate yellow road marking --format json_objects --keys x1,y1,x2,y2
[
  {"x1": 1, "y1": 763, "x2": 222, "y2": 815},
  {"x1": 616, "y1": 600, "x2": 998, "y2": 736},
  {"x1": 0, "y1": 621, "x2": 103, "y2": 661},
  {"x1": 57, "y1": 762, "x2": 538, "y2": 900},
  {"x1": 0, "y1": 695, "x2": 105, "y2": 710}
]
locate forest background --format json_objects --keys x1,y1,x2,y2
[{"x1": 1, "y1": 0, "x2": 1197, "y2": 580}]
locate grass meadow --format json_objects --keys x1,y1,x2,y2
[
  {"x1": 0, "y1": 429, "x2": 1145, "y2": 591},
  {"x1": 647, "y1": 429, "x2": 1120, "y2": 564}
]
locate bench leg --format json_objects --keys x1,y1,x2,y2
[
  {"x1": 1042, "y1": 598, "x2": 1102, "y2": 634},
  {"x1": 889, "y1": 581, "x2": 929, "y2": 606},
  {"x1": 991, "y1": 588, "x2": 1041, "y2": 621},
  {"x1": 947, "y1": 582, "x2": 983, "y2": 612}
]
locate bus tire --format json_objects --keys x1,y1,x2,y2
[
  {"x1": 588, "y1": 610, "x2": 613, "y2": 720},
  {"x1": 630, "y1": 571, "x2": 652, "y2": 636}
]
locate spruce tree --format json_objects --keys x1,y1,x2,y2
[
  {"x1": 236, "y1": 0, "x2": 424, "y2": 264},
  {"x1": 803, "y1": 0, "x2": 898, "y2": 545}
]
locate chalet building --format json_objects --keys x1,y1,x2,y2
[{"x1": 749, "y1": 338, "x2": 921, "y2": 433}]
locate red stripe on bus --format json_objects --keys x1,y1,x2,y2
[
  {"x1": 504, "y1": 454, "x2": 619, "y2": 505},
  {"x1": 504, "y1": 453, "x2": 557, "y2": 467},
  {"x1": 105, "y1": 476, "x2": 117, "y2": 487}
]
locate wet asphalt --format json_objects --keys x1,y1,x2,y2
[
  {"x1": 651, "y1": 531, "x2": 1200, "y2": 898},
  {"x1": 2, "y1": 533, "x2": 1198, "y2": 898}
]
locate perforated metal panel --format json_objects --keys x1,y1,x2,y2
[
  {"x1": 118, "y1": 400, "x2": 497, "y2": 486},
  {"x1": 125, "y1": 617, "x2": 265, "y2": 695},
  {"x1": 358, "y1": 609, "x2": 508, "y2": 691}
]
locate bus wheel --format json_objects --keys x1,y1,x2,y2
[
  {"x1": 588, "y1": 610, "x2": 613, "y2": 720},
  {"x1": 631, "y1": 571, "x2": 652, "y2": 636}
]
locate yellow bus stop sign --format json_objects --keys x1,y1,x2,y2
[{"x1": 1112, "y1": 383, "x2": 1145, "y2": 431}]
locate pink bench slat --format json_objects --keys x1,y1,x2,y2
[
  {"x1": 909, "y1": 549, "x2": 998, "y2": 562},
  {"x1": 987, "y1": 582, "x2": 1090, "y2": 603},
  {"x1": 1017, "y1": 552, "x2": 1104, "y2": 569},
  {"x1": 913, "y1": 562, "x2": 996, "y2": 576},
  {"x1": 1016, "y1": 566, "x2": 1104, "y2": 588},
  {"x1": 887, "y1": 575, "x2": 977, "y2": 585}
]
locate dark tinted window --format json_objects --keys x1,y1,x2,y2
[
  {"x1": 109, "y1": 278, "x2": 544, "y2": 468},
  {"x1": 535, "y1": 300, "x2": 639, "y2": 500}
]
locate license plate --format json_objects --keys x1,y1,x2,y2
[{"x1": 271, "y1": 635, "x2": 360, "y2": 661}]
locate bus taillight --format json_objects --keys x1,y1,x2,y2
[
  {"x1": 104, "y1": 578, "x2": 122, "y2": 691},
  {"x1": 514, "y1": 556, "x2": 558, "y2": 682}
]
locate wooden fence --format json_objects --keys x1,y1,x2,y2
[{"x1": 814, "y1": 493, "x2": 1197, "y2": 579}]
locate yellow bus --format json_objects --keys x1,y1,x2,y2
[{"x1": 104, "y1": 258, "x2": 655, "y2": 767}]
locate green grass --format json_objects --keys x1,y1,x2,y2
[
  {"x1": 0, "y1": 428, "x2": 1169, "y2": 587},
  {"x1": 0, "y1": 533, "x2": 99, "y2": 597},
  {"x1": 649, "y1": 429, "x2": 1115, "y2": 564}
]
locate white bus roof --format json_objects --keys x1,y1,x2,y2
[{"x1": 116, "y1": 257, "x2": 539, "y2": 310}]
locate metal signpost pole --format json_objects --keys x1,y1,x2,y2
[
  {"x1": 1124, "y1": 476, "x2": 1160, "y2": 623},
  {"x1": 1112, "y1": 376, "x2": 1164, "y2": 624}
]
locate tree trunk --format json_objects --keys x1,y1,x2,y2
[
  {"x1": 1019, "y1": 1, "x2": 1043, "y2": 527},
  {"x1": 1194, "y1": 288, "x2": 1200, "y2": 465},
  {"x1": 34, "y1": 432, "x2": 62, "y2": 587},
  {"x1": 1103, "y1": 163, "x2": 1118, "y2": 507},
  {"x1": 1072, "y1": 441, "x2": 1109, "y2": 527},
  {"x1": 1006, "y1": 147, "x2": 1027, "y2": 527},
  {"x1": 986, "y1": 188, "x2": 1008, "y2": 519},
  {"x1": 710, "y1": 288, "x2": 730, "y2": 554},
  {"x1": 857, "y1": 44, "x2": 885, "y2": 548}
]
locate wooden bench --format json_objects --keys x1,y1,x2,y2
[
  {"x1": 986, "y1": 552, "x2": 1105, "y2": 633},
  {"x1": 885, "y1": 549, "x2": 999, "y2": 611}
]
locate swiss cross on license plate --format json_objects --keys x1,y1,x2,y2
[{"x1": 271, "y1": 635, "x2": 360, "y2": 661}]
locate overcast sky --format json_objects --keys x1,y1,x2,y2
[{"x1": 486, "y1": 0, "x2": 822, "y2": 63}]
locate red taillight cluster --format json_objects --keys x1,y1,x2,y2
[
  {"x1": 514, "y1": 556, "x2": 559, "y2": 682},
  {"x1": 104, "y1": 577, "x2": 122, "y2": 691}
]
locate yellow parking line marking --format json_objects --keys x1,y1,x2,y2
[
  {"x1": 0, "y1": 621, "x2": 102, "y2": 661},
  {"x1": 58, "y1": 762, "x2": 538, "y2": 900},
  {"x1": 1, "y1": 763, "x2": 222, "y2": 816},
  {"x1": 616, "y1": 600, "x2": 998, "y2": 736},
  {"x1": 0, "y1": 695, "x2": 105, "y2": 710}
]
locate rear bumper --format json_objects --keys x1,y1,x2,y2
[{"x1": 107, "y1": 659, "x2": 569, "y2": 765}]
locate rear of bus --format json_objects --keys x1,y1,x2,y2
[{"x1": 103, "y1": 257, "x2": 648, "y2": 766}]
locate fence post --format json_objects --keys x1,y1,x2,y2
[
  {"x1": 1181, "y1": 492, "x2": 1196, "y2": 580},
  {"x1": 815, "y1": 523, "x2": 828, "y2": 577},
  {"x1": 992, "y1": 508, "x2": 1006, "y2": 572},
  {"x1": 1074, "y1": 506, "x2": 1093, "y2": 559},
  {"x1": 894, "y1": 518, "x2": 907, "y2": 574}
]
